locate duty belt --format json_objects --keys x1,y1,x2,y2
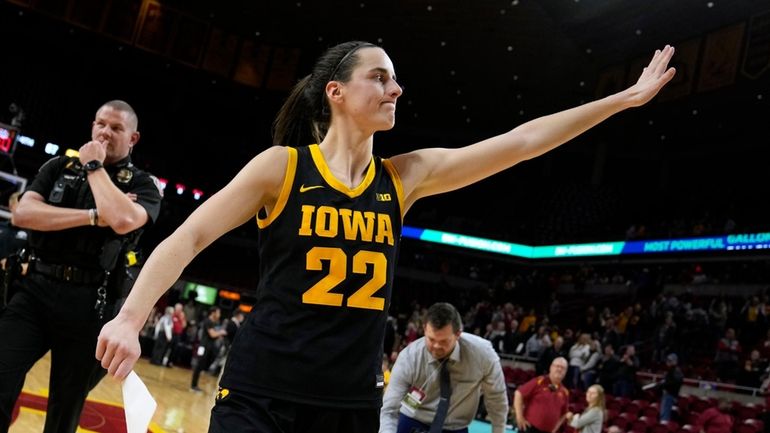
[{"x1": 30, "y1": 260, "x2": 104, "y2": 285}]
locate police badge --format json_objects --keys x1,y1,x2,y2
[{"x1": 116, "y1": 168, "x2": 133, "y2": 184}]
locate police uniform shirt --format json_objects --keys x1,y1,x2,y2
[
  {"x1": 25, "y1": 155, "x2": 162, "y2": 268},
  {"x1": 221, "y1": 144, "x2": 403, "y2": 409}
]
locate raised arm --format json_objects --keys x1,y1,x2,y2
[
  {"x1": 391, "y1": 45, "x2": 676, "y2": 212},
  {"x1": 95, "y1": 145, "x2": 288, "y2": 379}
]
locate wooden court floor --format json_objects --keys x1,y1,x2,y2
[
  {"x1": 11, "y1": 352, "x2": 217, "y2": 433},
  {"x1": 13, "y1": 354, "x2": 511, "y2": 433}
]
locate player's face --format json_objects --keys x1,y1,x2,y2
[
  {"x1": 92, "y1": 106, "x2": 138, "y2": 164},
  {"x1": 335, "y1": 47, "x2": 402, "y2": 132},
  {"x1": 424, "y1": 323, "x2": 460, "y2": 360}
]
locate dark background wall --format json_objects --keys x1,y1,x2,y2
[{"x1": 1, "y1": 0, "x2": 769, "y2": 291}]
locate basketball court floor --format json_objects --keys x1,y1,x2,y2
[{"x1": 10, "y1": 352, "x2": 515, "y2": 432}]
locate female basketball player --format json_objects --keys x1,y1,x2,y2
[{"x1": 96, "y1": 41, "x2": 675, "y2": 432}]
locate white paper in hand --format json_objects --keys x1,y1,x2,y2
[{"x1": 122, "y1": 371, "x2": 157, "y2": 433}]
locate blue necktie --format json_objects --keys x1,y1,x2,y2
[{"x1": 429, "y1": 361, "x2": 451, "y2": 433}]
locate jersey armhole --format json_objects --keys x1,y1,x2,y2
[
  {"x1": 257, "y1": 147, "x2": 298, "y2": 229},
  {"x1": 381, "y1": 158, "x2": 405, "y2": 222}
]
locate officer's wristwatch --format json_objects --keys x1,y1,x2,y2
[{"x1": 84, "y1": 160, "x2": 103, "y2": 172}]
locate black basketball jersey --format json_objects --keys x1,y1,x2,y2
[{"x1": 221, "y1": 144, "x2": 403, "y2": 408}]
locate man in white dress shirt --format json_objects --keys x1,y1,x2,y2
[{"x1": 380, "y1": 303, "x2": 508, "y2": 433}]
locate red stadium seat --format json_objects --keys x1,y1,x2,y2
[
  {"x1": 503, "y1": 365, "x2": 516, "y2": 381},
  {"x1": 610, "y1": 417, "x2": 628, "y2": 431},
  {"x1": 734, "y1": 423, "x2": 759, "y2": 433},
  {"x1": 684, "y1": 412, "x2": 700, "y2": 427},
  {"x1": 689, "y1": 397, "x2": 712, "y2": 414},
  {"x1": 637, "y1": 416, "x2": 656, "y2": 427},
  {"x1": 641, "y1": 406, "x2": 659, "y2": 419},
  {"x1": 607, "y1": 400, "x2": 622, "y2": 412},
  {"x1": 745, "y1": 419, "x2": 765, "y2": 432},
  {"x1": 660, "y1": 420, "x2": 679, "y2": 432},
  {"x1": 570, "y1": 402, "x2": 586, "y2": 413},
  {"x1": 625, "y1": 402, "x2": 642, "y2": 417},
  {"x1": 617, "y1": 396, "x2": 631, "y2": 409},
  {"x1": 619, "y1": 412, "x2": 638, "y2": 423},
  {"x1": 734, "y1": 403, "x2": 761, "y2": 420},
  {"x1": 676, "y1": 396, "x2": 691, "y2": 412},
  {"x1": 630, "y1": 420, "x2": 649, "y2": 433}
]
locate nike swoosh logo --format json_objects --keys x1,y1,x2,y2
[{"x1": 299, "y1": 184, "x2": 325, "y2": 193}]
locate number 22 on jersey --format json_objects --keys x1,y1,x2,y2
[{"x1": 301, "y1": 246, "x2": 386, "y2": 311}]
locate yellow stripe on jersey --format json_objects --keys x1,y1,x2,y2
[
  {"x1": 309, "y1": 144, "x2": 376, "y2": 198},
  {"x1": 381, "y1": 158, "x2": 404, "y2": 222},
  {"x1": 258, "y1": 146, "x2": 298, "y2": 229}
]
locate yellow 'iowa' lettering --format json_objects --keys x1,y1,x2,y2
[{"x1": 298, "y1": 205, "x2": 394, "y2": 246}]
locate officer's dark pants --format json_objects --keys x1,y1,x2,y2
[{"x1": 0, "y1": 273, "x2": 109, "y2": 433}]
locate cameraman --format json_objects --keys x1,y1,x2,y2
[{"x1": 0, "y1": 100, "x2": 162, "y2": 433}]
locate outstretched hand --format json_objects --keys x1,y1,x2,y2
[{"x1": 625, "y1": 45, "x2": 677, "y2": 108}]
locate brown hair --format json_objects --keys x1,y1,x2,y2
[{"x1": 272, "y1": 41, "x2": 377, "y2": 147}]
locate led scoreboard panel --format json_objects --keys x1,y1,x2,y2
[{"x1": 402, "y1": 226, "x2": 770, "y2": 259}]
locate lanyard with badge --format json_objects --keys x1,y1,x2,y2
[{"x1": 400, "y1": 358, "x2": 448, "y2": 416}]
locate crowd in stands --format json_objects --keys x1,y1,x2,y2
[
  {"x1": 382, "y1": 260, "x2": 770, "y2": 432},
  {"x1": 134, "y1": 230, "x2": 770, "y2": 431}
]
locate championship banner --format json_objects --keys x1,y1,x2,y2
[
  {"x1": 742, "y1": 9, "x2": 770, "y2": 79},
  {"x1": 697, "y1": 22, "x2": 745, "y2": 92},
  {"x1": 233, "y1": 40, "x2": 271, "y2": 88}
]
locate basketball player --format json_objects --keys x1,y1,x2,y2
[{"x1": 96, "y1": 41, "x2": 676, "y2": 432}]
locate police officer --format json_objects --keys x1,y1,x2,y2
[{"x1": 0, "y1": 100, "x2": 162, "y2": 433}]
